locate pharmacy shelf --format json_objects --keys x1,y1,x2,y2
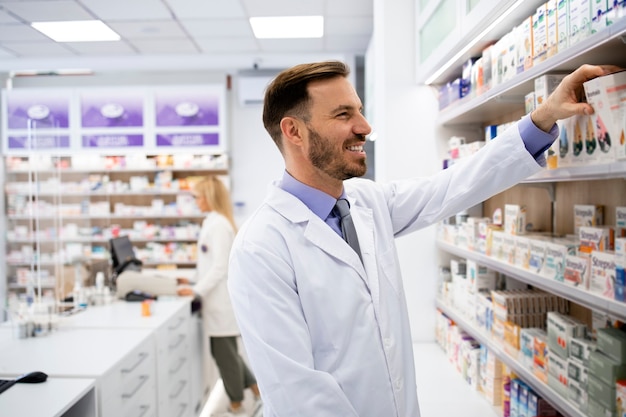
[
  {"x1": 437, "y1": 18, "x2": 626, "y2": 126},
  {"x1": 8, "y1": 214, "x2": 204, "y2": 220},
  {"x1": 7, "y1": 190, "x2": 189, "y2": 196},
  {"x1": 437, "y1": 240, "x2": 626, "y2": 321},
  {"x1": 435, "y1": 298, "x2": 586, "y2": 417},
  {"x1": 7, "y1": 236, "x2": 197, "y2": 244},
  {"x1": 7, "y1": 167, "x2": 228, "y2": 174},
  {"x1": 523, "y1": 160, "x2": 626, "y2": 183}
]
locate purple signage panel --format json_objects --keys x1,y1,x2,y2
[
  {"x1": 156, "y1": 133, "x2": 219, "y2": 147},
  {"x1": 8, "y1": 135, "x2": 71, "y2": 149},
  {"x1": 6, "y1": 92, "x2": 70, "y2": 129},
  {"x1": 80, "y1": 91, "x2": 144, "y2": 128},
  {"x1": 155, "y1": 90, "x2": 219, "y2": 127},
  {"x1": 82, "y1": 134, "x2": 144, "y2": 148}
]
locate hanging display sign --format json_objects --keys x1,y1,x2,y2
[{"x1": 1, "y1": 85, "x2": 227, "y2": 155}]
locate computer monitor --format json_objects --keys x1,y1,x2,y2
[{"x1": 109, "y1": 235, "x2": 142, "y2": 275}]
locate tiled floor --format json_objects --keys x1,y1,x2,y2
[{"x1": 413, "y1": 342, "x2": 499, "y2": 417}]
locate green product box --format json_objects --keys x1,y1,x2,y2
[
  {"x1": 589, "y1": 350, "x2": 626, "y2": 385},
  {"x1": 597, "y1": 327, "x2": 626, "y2": 363},
  {"x1": 588, "y1": 374, "x2": 616, "y2": 411},
  {"x1": 588, "y1": 397, "x2": 616, "y2": 417},
  {"x1": 570, "y1": 336, "x2": 597, "y2": 365}
]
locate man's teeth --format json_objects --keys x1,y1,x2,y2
[{"x1": 347, "y1": 145, "x2": 363, "y2": 151}]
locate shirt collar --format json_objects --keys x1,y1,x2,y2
[{"x1": 280, "y1": 170, "x2": 345, "y2": 220}]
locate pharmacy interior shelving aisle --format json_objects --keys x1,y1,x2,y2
[{"x1": 413, "y1": 342, "x2": 499, "y2": 417}]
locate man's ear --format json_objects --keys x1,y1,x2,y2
[{"x1": 280, "y1": 116, "x2": 304, "y2": 146}]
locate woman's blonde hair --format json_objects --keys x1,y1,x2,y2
[{"x1": 194, "y1": 176, "x2": 237, "y2": 232}]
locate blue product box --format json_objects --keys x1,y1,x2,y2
[{"x1": 616, "y1": 283, "x2": 625, "y2": 302}]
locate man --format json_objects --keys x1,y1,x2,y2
[{"x1": 228, "y1": 61, "x2": 613, "y2": 417}]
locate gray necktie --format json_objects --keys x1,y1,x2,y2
[{"x1": 334, "y1": 199, "x2": 363, "y2": 262}]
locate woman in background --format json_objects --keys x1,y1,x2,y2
[{"x1": 177, "y1": 176, "x2": 261, "y2": 416}]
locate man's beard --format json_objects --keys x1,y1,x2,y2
[{"x1": 307, "y1": 126, "x2": 367, "y2": 180}]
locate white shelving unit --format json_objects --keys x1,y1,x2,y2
[
  {"x1": 424, "y1": 1, "x2": 626, "y2": 416},
  {"x1": 3, "y1": 153, "x2": 228, "y2": 305}
]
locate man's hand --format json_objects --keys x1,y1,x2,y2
[
  {"x1": 177, "y1": 286, "x2": 194, "y2": 296},
  {"x1": 531, "y1": 64, "x2": 624, "y2": 132}
]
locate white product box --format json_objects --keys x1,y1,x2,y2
[
  {"x1": 569, "y1": 0, "x2": 592, "y2": 46},
  {"x1": 535, "y1": 74, "x2": 567, "y2": 109},
  {"x1": 505, "y1": 204, "x2": 527, "y2": 235},
  {"x1": 542, "y1": 241, "x2": 577, "y2": 282},
  {"x1": 529, "y1": 238, "x2": 547, "y2": 274},
  {"x1": 574, "y1": 204, "x2": 604, "y2": 235},
  {"x1": 503, "y1": 235, "x2": 517, "y2": 265},
  {"x1": 564, "y1": 254, "x2": 590, "y2": 289},
  {"x1": 520, "y1": 16, "x2": 534, "y2": 71},
  {"x1": 589, "y1": 250, "x2": 616, "y2": 298},
  {"x1": 619, "y1": 207, "x2": 626, "y2": 228},
  {"x1": 533, "y1": 4, "x2": 549, "y2": 65},
  {"x1": 583, "y1": 70, "x2": 626, "y2": 159},
  {"x1": 579, "y1": 226, "x2": 613, "y2": 254},
  {"x1": 557, "y1": 0, "x2": 569, "y2": 52},
  {"x1": 591, "y1": 0, "x2": 609, "y2": 34},
  {"x1": 547, "y1": 0, "x2": 559, "y2": 58},
  {"x1": 466, "y1": 259, "x2": 497, "y2": 293},
  {"x1": 491, "y1": 230, "x2": 506, "y2": 261},
  {"x1": 515, "y1": 236, "x2": 531, "y2": 269}
]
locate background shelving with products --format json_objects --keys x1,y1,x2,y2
[
  {"x1": 3, "y1": 152, "x2": 229, "y2": 306},
  {"x1": 419, "y1": 0, "x2": 626, "y2": 416}
]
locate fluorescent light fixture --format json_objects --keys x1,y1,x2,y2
[
  {"x1": 250, "y1": 16, "x2": 323, "y2": 39},
  {"x1": 31, "y1": 20, "x2": 121, "y2": 42},
  {"x1": 424, "y1": 0, "x2": 524, "y2": 85}
]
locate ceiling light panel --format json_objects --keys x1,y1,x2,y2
[{"x1": 31, "y1": 20, "x2": 121, "y2": 42}]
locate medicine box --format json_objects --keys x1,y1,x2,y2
[
  {"x1": 580, "y1": 226, "x2": 613, "y2": 254},
  {"x1": 564, "y1": 254, "x2": 590, "y2": 289},
  {"x1": 547, "y1": 0, "x2": 559, "y2": 58},
  {"x1": 589, "y1": 349, "x2": 626, "y2": 386},
  {"x1": 528, "y1": 390, "x2": 558, "y2": 417},
  {"x1": 547, "y1": 311, "x2": 587, "y2": 359},
  {"x1": 618, "y1": 207, "x2": 626, "y2": 228},
  {"x1": 533, "y1": 332, "x2": 549, "y2": 382},
  {"x1": 505, "y1": 204, "x2": 527, "y2": 236},
  {"x1": 510, "y1": 378, "x2": 521, "y2": 417},
  {"x1": 535, "y1": 74, "x2": 567, "y2": 108},
  {"x1": 548, "y1": 371, "x2": 569, "y2": 398},
  {"x1": 588, "y1": 373, "x2": 617, "y2": 410},
  {"x1": 616, "y1": 380, "x2": 626, "y2": 417},
  {"x1": 529, "y1": 238, "x2": 546, "y2": 274},
  {"x1": 583, "y1": 70, "x2": 626, "y2": 160},
  {"x1": 568, "y1": 357, "x2": 589, "y2": 385},
  {"x1": 557, "y1": 0, "x2": 569, "y2": 53},
  {"x1": 515, "y1": 236, "x2": 531, "y2": 269},
  {"x1": 589, "y1": 251, "x2": 616, "y2": 299},
  {"x1": 549, "y1": 350, "x2": 569, "y2": 384},
  {"x1": 542, "y1": 241, "x2": 577, "y2": 282},
  {"x1": 533, "y1": 4, "x2": 549, "y2": 65},
  {"x1": 574, "y1": 204, "x2": 604, "y2": 235},
  {"x1": 570, "y1": 336, "x2": 597, "y2": 364},
  {"x1": 569, "y1": 0, "x2": 592, "y2": 46},
  {"x1": 568, "y1": 377, "x2": 588, "y2": 411},
  {"x1": 597, "y1": 327, "x2": 626, "y2": 363},
  {"x1": 588, "y1": 397, "x2": 616, "y2": 417},
  {"x1": 503, "y1": 235, "x2": 517, "y2": 265}
]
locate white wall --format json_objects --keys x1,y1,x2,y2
[{"x1": 370, "y1": 0, "x2": 442, "y2": 342}]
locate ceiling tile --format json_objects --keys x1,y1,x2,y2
[
  {"x1": 0, "y1": 24, "x2": 51, "y2": 41},
  {"x1": 327, "y1": 0, "x2": 373, "y2": 17},
  {"x1": 0, "y1": 9, "x2": 22, "y2": 24},
  {"x1": 242, "y1": 0, "x2": 324, "y2": 17},
  {"x1": 63, "y1": 40, "x2": 137, "y2": 55},
  {"x1": 325, "y1": 16, "x2": 372, "y2": 36},
  {"x1": 0, "y1": 47, "x2": 18, "y2": 58},
  {"x1": 196, "y1": 37, "x2": 258, "y2": 53},
  {"x1": 2, "y1": 1, "x2": 93, "y2": 22},
  {"x1": 258, "y1": 38, "x2": 324, "y2": 53},
  {"x1": 324, "y1": 35, "x2": 370, "y2": 53},
  {"x1": 130, "y1": 38, "x2": 199, "y2": 54},
  {"x1": 165, "y1": 0, "x2": 246, "y2": 19},
  {"x1": 107, "y1": 21, "x2": 187, "y2": 39},
  {"x1": 2, "y1": 41, "x2": 76, "y2": 57},
  {"x1": 81, "y1": 0, "x2": 173, "y2": 21},
  {"x1": 180, "y1": 18, "x2": 253, "y2": 38}
]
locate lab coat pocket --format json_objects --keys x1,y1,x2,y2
[{"x1": 378, "y1": 247, "x2": 402, "y2": 299}]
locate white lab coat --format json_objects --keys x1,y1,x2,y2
[
  {"x1": 193, "y1": 211, "x2": 240, "y2": 336},
  {"x1": 228, "y1": 123, "x2": 542, "y2": 416}
]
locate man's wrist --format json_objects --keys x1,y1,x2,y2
[{"x1": 530, "y1": 106, "x2": 557, "y2": 133}]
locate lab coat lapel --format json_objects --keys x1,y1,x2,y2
[{"x1": 349, "y1": 202, "x2": 380, "y2": 308}]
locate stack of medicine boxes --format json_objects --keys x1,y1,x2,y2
[
  {"x1": 588, "y1": 328, "x2": 626, "y2": 417},
  {"x1": 546, "y1": 312, "x2": 587, "y2": 402},
  {"x1": 510, "y1": 377, "x2": 558, "y2": 417}
]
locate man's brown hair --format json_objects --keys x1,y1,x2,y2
[{"x1": 263, "y1": 61, "x2": 350, "y2": 151}]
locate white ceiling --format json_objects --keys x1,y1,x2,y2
[{"x1": 0, "y1": 0, "x2": 373, "y2": 72}]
